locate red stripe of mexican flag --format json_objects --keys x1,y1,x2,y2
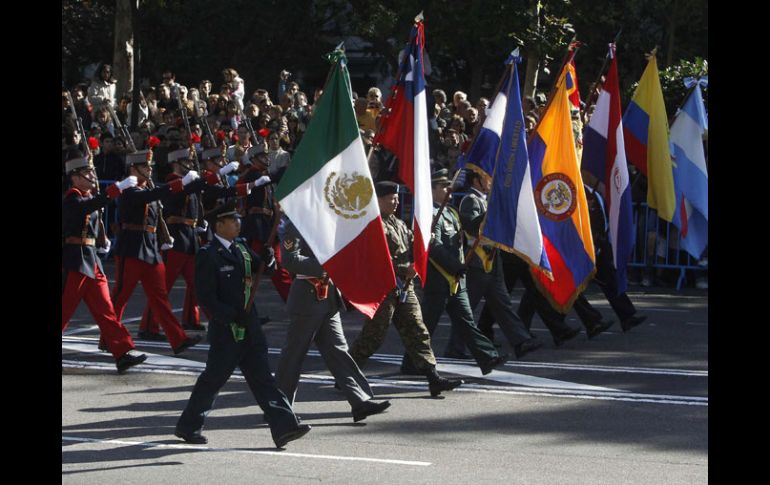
[{"x1": 275, "y1": 51, "x2": 396, "y2": 318}]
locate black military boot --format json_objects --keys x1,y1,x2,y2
[{"x1": 425, "y1": 366, "x2": 464, "y2": 397}]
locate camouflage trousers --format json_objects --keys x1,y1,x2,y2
[{"x1": 350, "y1": 286, "x2": 437, "y2": 372}]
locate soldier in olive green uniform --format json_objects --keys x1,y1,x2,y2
[
  {"x1": 349, "y1": 181, "x2": 463, "y2": 397},
  {"x1": 451, "y1": 169, "x2": 545, "y2": 359},
  {"x1": 401, "y1": 170, "x2": 506, "y2": 376}
]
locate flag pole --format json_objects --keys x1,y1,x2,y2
[
  {"x1": 667, "y1": 74, "x2": 705, "y2": 127},
  {"x1": 583, "y1": 30, "x2": 622, "y2": 117},
  {"x1": 431, "y1": 56, "x2": 514, "y2": 236},
  {"x1": 526, "y1": 37, "x2": 582, "y2": 146},
  {"x1": 461, "y1": 51, "x2": 516, "y2": 176},
  {"x1": 546, "y1": 34, "x2": 579, "y2": 103}
]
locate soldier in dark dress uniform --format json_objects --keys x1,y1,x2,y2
[
  {"x1": 111, "y1": 149, "x2": 202, "y2": 354},
  {"x1": 237, "y1": 145, "x2": 292, "y2": 302},
  {"x1": 61, "y1": 153, "x2": 146, "y2": 372},
  {"x1": 139, "y1": 148, "x2": 208, "y2": 336},
  {"x1": 175, "y1": 201, "x2": 311, "y2": 448}
]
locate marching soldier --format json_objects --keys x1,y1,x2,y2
[
  {"x1": 518, "y1": 186, "x2": 646, "y2": 338},
  {"x1": 111, "y1": 149, "x2": 202, "y2": 354},
  {"x1": 401, "y1": 170, "x2": 507, "y2": 376},
  {"x1": 62, "y1": 153, "x2": 146, "y2": 372},
  {"x1": 139, "y1": 147, "x2": 208, "y2": 338},
  {"x1": 276, "y1": 217, "x2": 391, "y2": 422},
  {"x1": 476, "y1": 251, "x2": 582, "y2": 347},
  {"x1": 237, "y1": 145, "x2": 292, "y2": 302},
  {"x1": 200, "y1": 147, "x2": 245, "y2": 215},
  {"x1": 349, "y1": 181, "x2": 464, "y2": 396},
  {"x1": 446, "y1": 170, "x2": 545, "y2": 358},
  {"x1": 175, "y1": 200, "x2": 311, "y2": 448},
  {"x1": 577, "y1": 186, "x2": 647, "y2": 332}
]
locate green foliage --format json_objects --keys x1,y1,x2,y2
[
  {"x1": 61, "y1": 0, "x2": 707, "y2": 107},
  {"x1": 623, "y1": 56, "x2": 707, "y2": 116},
  {"x1": 569, "y1": 0, "x2": 707, "y2": 107},
  {"x1": 62, "y1": 0, "x2": 115, "y2": 86},
  {"x1": 659, "y1": 57, "x2": 708, "y2": 112}
]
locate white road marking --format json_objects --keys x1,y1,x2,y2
[
  {"x1": 62, "y1": 336, "x2": 707, "y2": 377},
  {"x1": 67, "y1": 308, "x2": 184, "y2": 325},
  {"x1": 63, "y1": 325, "x2": 99, "y2": 336},
  {"x1": 435, "y1": 363, "x2": 620, "y2": 392},
  {"x1": 61, "y1": 436, "x2": 432, "y2": 466},
  {"x1": 62, "y1": 359, "x2": 707, "y2": 407}
]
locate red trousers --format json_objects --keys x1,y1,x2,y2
[
  {"x1": 250, "y1": 239, "x2": 292, "y2": 302},
  {"x1": 62, "y1": 266, "x2": 135, "y2": 360},
  {"x1": 140, "y1": 249, "x2": 200, "y2": 332},
  {"x1": 111, "y1": 257, "x2": 188, "y2": 348}
]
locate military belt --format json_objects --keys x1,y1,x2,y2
[
  {"x1": 297, "y1": 275, "x2": 329, "y2": 301},
  {"x1": 166, "y1": 216, "x2": 197, "y2": 227},
  {"x1": 64, "y1": 236, "x2": 95, "y2": 246},
  {"x1": 248, "y1": 207, "x2": 273, "y2": 217},
  {"x1": 121, "y1": 223, "x2": 157, "y2": 233}
]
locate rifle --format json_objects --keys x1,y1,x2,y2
[
  {"x1": 174, "y1": 86, "x2": 207, "y2": 228},
  {"x1": 107, "y1": 101, "x2": 173, "y2": 246},
  {"x1": 65, "y1": 90, "x2": 108, "y2": 249},
  {"x1": 193, "y1": 94, "x2": 217, "y2": 149}
]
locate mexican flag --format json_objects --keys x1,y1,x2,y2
[{"x1": 275, "y1": 50, "x2": 396, "y2": 318}]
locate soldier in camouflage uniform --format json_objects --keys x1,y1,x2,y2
[{"x1": 349, "y1": 181, "x2": 464, "y2": 397}]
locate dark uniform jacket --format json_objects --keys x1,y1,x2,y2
[
  {"x1": 459, "y1": 188, "x2": 497, "y2": 270},
  {"x1": 428, "y1": 202, "x2": 465, "y2": 276},
  {"x1": 114, "y1": 184, "x2": 188, "y2": 264},
  {"x1": 62, "y1": 188, "x2": 110, "y2": 278},
  {"x1": 238, "y1": 167, "x2": 275, "y2": 244},
  {"x1": 162, "y1": 174, "x2": 207, "y2": 254},
  {"x1": 201, "y1": 170, "x2": 239, "y2": 214},
  {"x1": 195, "y1": 236, "x2": 265, "y2": 327}
]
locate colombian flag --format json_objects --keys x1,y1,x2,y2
[
  {"x1": 622, "y1": 53, "x2": 675, "y2": 221},
  {"x1": 528, "y1": 65, "x2": 595, "y2": 312}
]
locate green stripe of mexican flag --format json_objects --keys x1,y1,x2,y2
[{"x1": 275, "y1": 51, "x2": 396, "y2": 318}]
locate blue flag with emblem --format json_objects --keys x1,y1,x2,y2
[{"x1": 464, "y1": 50, "x2": 551, "y2": 273}]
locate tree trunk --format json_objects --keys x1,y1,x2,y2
[
  {"x1": 522, "y1": 48, "x2": 540, "y2": 101},
  {"x1": 113, "y1": 0, "x2": 134, "y2": 101},
  {"x1": 521, "y1": 0, "x2": 541, "y2": 100}
]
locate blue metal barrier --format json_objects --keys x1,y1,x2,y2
[{"x1": 629, "y1": 202, "x2": 707, "y2": 290}]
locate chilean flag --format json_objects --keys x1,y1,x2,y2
[
  {"x1": 375, "y1": 19, "x2": 431, "y2": 284},
  {"x1": 581, "y1": 44, "x2": 633, "y2": 295}
]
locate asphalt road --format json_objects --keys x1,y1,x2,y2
[{"x1": 62, "y1": 260, "x2": 707, "y2": 484}]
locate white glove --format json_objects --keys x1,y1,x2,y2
[
  {"x1": 160, "y1": 236, "x2": 175, "y2": 251},
  {"x1": 196, "y1": 219, "x2": 208, "y2": 234},
  {"x1": 116, "y1": 176, "x2": 138, "y2": 191},
  {"x1": 97, "y1": 238, "x2": 111, "y2": 255},
  {"x1": 253, "y1": 175, "x2": 271, "y2": 188},
  {"x1": 219, "y1": 161, "x2": 239, "y2": 176},
  {"x1": 182, "y1": 170, "x2": 199, "y2": 185}
]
